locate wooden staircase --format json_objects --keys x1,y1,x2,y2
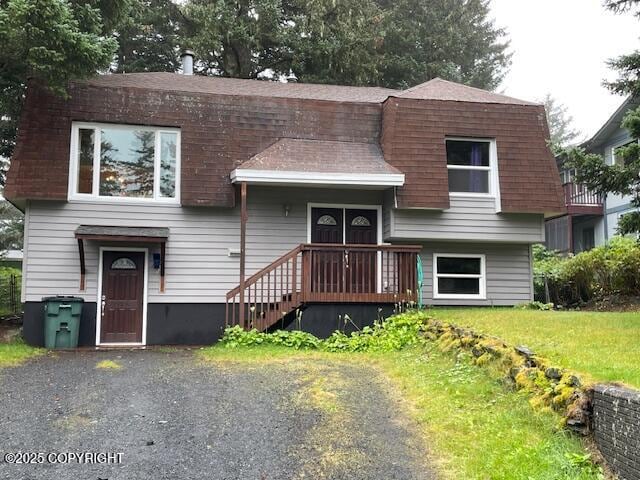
[{"x1": 225, "y1": 243, "x2": 421, "y2": 331}]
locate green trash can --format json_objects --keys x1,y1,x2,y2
[{"x1": 42, "y1": 296, "x2": 84, "y2": 349}]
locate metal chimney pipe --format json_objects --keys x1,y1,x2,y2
[{"x1": 180, "y1": 49, "x2": 194, "y2": 75}]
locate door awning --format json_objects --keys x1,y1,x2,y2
[
  {"x1": 74, "y1": 226, "x2": 169, "y2": 292},
  {"x1": 75, "y1": 225, "x2": 169, "y2": 243},
  {"x1": 230, "y1": 138, "x2": 405, "y2": 188}
]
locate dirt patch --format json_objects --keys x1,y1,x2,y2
[
  {"x1": 0, "y1": 323, "x2": 21, "y2": 344},
  {"x1": 580, "y1": 294, "x2": 640, "y2": 312}
]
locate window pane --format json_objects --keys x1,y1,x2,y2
[
  {"x1": 437, "y1": 257, "x2": 481, "y2": 275},
  {"x1": 77, "y1": 129, "x2": 94, "y2": 194},
  {"x1": 160, "y1": 133, "x2": 177, "y2": 198},
  {"x1": 438, "y1": 277, "x2": 480, "y2": 295},
  {"x1": 446, "y1": 140, "x2": 490, "y2": 167},
  {"x1": 111, "y1": 257, "x2": 137, "y2": 270},
  {"x1": 613, "y1": 141, "x2": 635, "y2": 166},
  {"x1": 351, "y1": 215, "x2": 371, "y2": 226},
  {"x1": 448, "y1": 169, "x2": 489, "y2": 193},
  {"x1": 317, "y1": 215, "x2": 337, "y2": 225},
  {"x1": 99, "y1": 128, "x2": 155, "y2": 198}
]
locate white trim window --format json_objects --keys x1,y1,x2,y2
[
  {"x1": 611, "y1": 139, "x2": 637, "y2": 167},
  {"x1": 68, "y1": 122, "x2": 181, "y2": 203},
  {"x1": 433, "y1": 253, "x2": 486, "y2": 299},
  {"x1": 445, "y1": 138, "x2": 498, "y2": 197}
]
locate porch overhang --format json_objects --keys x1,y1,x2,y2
[
  {"x1": 230, "y1": 138, "x2": 405, "y2": 188},
  {"x1": 230, "y1": 169, "x2": 404, "y2": 187},
  {"x1": 74, "y1": 226, "x2": 169, "y2": 292}
]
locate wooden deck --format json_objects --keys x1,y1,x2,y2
[{"x1": 225, "y1": 243, "x2": 421, "y2": 330}]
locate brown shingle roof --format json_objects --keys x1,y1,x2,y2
[
  {"x1": 395, "y1": 78, "x2": 538, "y2": 105},
  {"x1": 82, "y1": 72, "x2": 398, "y2": 104},
  {"x1": 81, "y1": 73, "x2": 539, "y2": 106},
  {"x1": 237, "y1": 138, "x2": 402, "y2": 175}
]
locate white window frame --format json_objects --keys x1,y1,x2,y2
[
  {"x1": 610, "y1": 138, "x2": 638, "y2": 166},
  {"x1": 433, "y1": 253, "x2": 486, "y2": 300},
  {"x1": 445, "y1": 137, "x2": 500, "y2": 202},
  {"x1": 68, "y1": 122, "x2": 181, "y2": 204}
]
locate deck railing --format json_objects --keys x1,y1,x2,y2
[
  {"x1": 563, "y1": 182, "x2": 604, "y2": 207},
  {"x1": 225, "y1": 243, "x2": 421, "y2": 330}
]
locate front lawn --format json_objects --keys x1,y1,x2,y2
[
  {"x1": 432, "y1": 308, "x2": 640, "y2": 388},
  {"x1": 201, "y1": 342, "x2": 602, "y2": 479}
]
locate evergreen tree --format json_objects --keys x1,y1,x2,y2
[
  {"x1": 542, "y1": 94, "x2": 581, "y2": 147},
  {"x1": 179, "y1": 0, "x2": 511, "y2": 88},
  {"x1": 0, "y1": 0, "x2": 130, "y2": 179},
  {"x1": 112, "y1": 0, "x2": 183, "y2": 73}
]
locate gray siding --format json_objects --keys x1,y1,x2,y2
[
  {"x1": 24, "y1": 188, "x2": 534, "y2": 307},
  {"x1": 416, "y1": 242, "x2": 533, "y2": 306},
  {"x1": 23, "y1": 188, "x2": 384, "y2": 303},
  {"x1": 387, "y1": 197, "x2": 544, "y2": 243}
]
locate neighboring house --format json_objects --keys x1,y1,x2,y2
[
  {"x1": 4, "y1": 56, "x2": 564, "y2": 347},
  {"x1": 545, "y1": 98, "x2": 639, "y2": 254},
  {"x1": 0, "y1": 250, "x2": 23, "y2": 269}
]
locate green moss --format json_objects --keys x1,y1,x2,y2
[
  {"x1": 552, "y1": 386, "x2": 577, "y2": 409},
  {"x1": 475, "y1": 352, "x2": 493, "y2": 366}
]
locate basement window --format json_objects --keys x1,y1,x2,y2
[
  {"x1": 433, "y1": 254, "x2": 486, "y2": 299},
  {"x1": 69, "y1": 123, "x2": 180, "y2": 203},
  {"x1": 445, "y1": 138, "x2": 497, "y2": 196}
]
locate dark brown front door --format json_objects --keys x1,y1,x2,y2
[
  {"x1": 311, "y1": 208, "x2": 343, "y2": 244},
  {"x1": 311, "y1": 208, "x2": 343, "y2": 292},
  {"x1": 345, "y1": 209, "x2": 377, "y2": 245},
  {"x1": 345, "y1": 209, "x2": 377, "y2": 293},
  {"x1": 310, "y1": 207, "x2": 378, "y2": 294},
  {"x1": 101, "y1": 251, "x2": 145, "y2": 344}
]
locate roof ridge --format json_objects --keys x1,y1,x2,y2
[{"x1": 396, "y1": 77, "x2": 538, "y2": 106}]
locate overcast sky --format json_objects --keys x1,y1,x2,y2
[{"x1": 491, "y1": 0, "x2": 638, "y2": 141}]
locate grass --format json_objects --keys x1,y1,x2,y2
[
  {"x1": 432, "y1": 307, "x2": 640, "y2": 388},
  {"x1": 95, "y1": 359, "x2": 122, "y2": 370},
  {"x1": 0, "y1": 338, "x2": 42, "y2": 368},
  {"x1": 199, "y1": 343, "x2": 603, "y2": 480}
]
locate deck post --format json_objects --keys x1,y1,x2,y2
[{"x1": 239, "y1": 182, "x2": 248, "y2": 328}]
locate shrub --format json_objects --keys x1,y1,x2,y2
[
  {"x1": 533, "y1": 237, "x2": 640, "y2": 306},
  {"x1": 323, "y1": 313, "x2": 426, "y2": 352},
  {"x1": 0, "y1": 266, "x2": 21, "y2": 315},
  {"x1": 220, "y1": 313, "x2": 427, "y2": 352},
  {"x1": 516, "y1": 301, "x2": 554, "y2": 311}
]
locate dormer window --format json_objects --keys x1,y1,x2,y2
[
  {"x1": 69, "y1": 123, "x2": 180, "y2": 203},
  {"x1": 445, "y1": 138, "x2": 497, "y2": 196}
]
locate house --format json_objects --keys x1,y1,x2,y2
[
  {"x1": 545, "y1": 97, "x2": 639, "y2": 254},
  {"x1": 0, "y1": 250, "x2": 23, "y2": 270},
  {"x1": 4, "y1": 56, "x2": 564, "y2": 347}
]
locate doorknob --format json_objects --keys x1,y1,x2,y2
[{"x1": 101, "y1": 296, "x2": 106, "y2": 317}]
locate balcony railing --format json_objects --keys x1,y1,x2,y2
[
  {"x1": 225, "y1": 243, "x2": 421, "y2": 330},
  {"x1": 563, "y1": 182, "x2": 604, "y2": 207}
]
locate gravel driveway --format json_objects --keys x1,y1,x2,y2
[{"x1": 0, "y1": 349, "x2": 433, "y2": 480}]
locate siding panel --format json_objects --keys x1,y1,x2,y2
[
  {"x1": 389, "y1": 197, "x2": 544, "y2": 243},
  {"x1": 24, "y1": 188, "x2": 383, "y2": 303}
]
